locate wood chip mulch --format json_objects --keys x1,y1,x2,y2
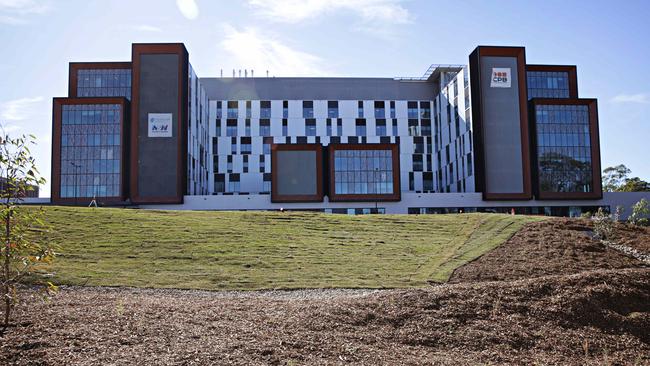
[{"x1": 2, "y1": 218, "x2": 649, "y2": 365}]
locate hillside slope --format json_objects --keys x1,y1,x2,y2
[{"x1": 36, "y1": 206, "x2": 543, "y2": 290}]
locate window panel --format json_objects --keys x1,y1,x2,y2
[
  {"x1": 535, "y1": 104, "x2": 593, "y2": 193},
  {"x1": 333, "y1": 148, "x2": 394, "y2": 195}
]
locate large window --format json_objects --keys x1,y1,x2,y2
[
  {"x1": 77, "y1": 69, "x2": 131, "y2": 100},
  {"x1": 527, "y1": 71, "x2": 570, "y2": 99},
  {"x1": 535, "y1": 104, "x2": 592, "y2": 193},
  {"x1": 60, "y1": 104, "x2": 121, "y2": 198},
  {"x1": 333, "y1": 148, "x2": 394, "y2": 195}
]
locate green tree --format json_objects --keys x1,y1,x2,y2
[
  {"x1": 0, "y1": 129, "x2": 56, "y2": 332},
  {"x1": 618, "y1": 177, "x2": 650, "y2": 192},
  {"x1": 602, "y1": 164, "x2": 631, "y2": 192}
]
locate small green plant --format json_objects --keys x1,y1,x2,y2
[
  {"x1": 0, "y1": 129, "x2": 56, "y2": 332},
  {"x1": 591, "y1": 206, "x2": 622, "y2": 240},
  {"x1": 627, "y1": 198, "x2": 649, "y2": 226}
]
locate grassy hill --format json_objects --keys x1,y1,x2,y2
[{"x1": 35, "y1": 206, "x2": 545, "y2": 290}]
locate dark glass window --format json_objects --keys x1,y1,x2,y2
[
  {"x1": 302, "y1": 101, "x2": 313, "y2": 118},
  {"x1": 414, "y1": 137, "x2": 424, "y2": 154},
  {"x1": 76, "y1": 69, "x2": 131, "y2": 100},
  {"x1": 259, "y1": 119, "x2": 271, "y2": 136},
  {"x1": 327, "y1": 101, "x2": 338, "y2": 118},
  {"x1": 305, "y1": 119, "x2": 317, "y2": 136},
  {"x1": 228, "y1": 173, "x2": 240, "y2": 192},
  {"x1": 326, "y1": 118, "x2": 332, "y2": 136},
  {"x1": 333, "y1": 149, "x2": 394, "y2": 195},
  {"x1": 214, "y1": 174, "x2": 225, "y2": 193},
  {"x1": 419, "y1": 101, "x2": 431, "y2": 118},
  {"x1": 421, "y1": 119, "x2": 431, "y2": 136},
  {"x1": 355, "y1": 119, "x2": 366, "y2": 136},
  {"x1": 60, "y1": 104, "x2": 121, "y2": 198},
  {"x1": 245, "y1": 101, "x2": 252, "y2": 118},
  {"x1": 263, "y1": 137, "x2": 273, "y2": 155},
  {"x1": 407, "y1": 101, "x2": 418, "y2": 119},
  {"x1": 283, "y1": 100, "x2": 288, "y2": 118},
  {"x1": 412, "y1": 154, "x2": 423, "y2": 171},
  {"x1": 240, "y1": 137, "x2": 252, "y2": 154},
  {"x1": 389, "y1": 101, "x2": 396, "y2": 118},
  {"x1": 260, "y1": 101, "x2": 271, "y2": 119},
  {"x1": 375, "y1": 119, "x2": 387, "y2": 136},
  {"x1": 227, "y1": 101, "x2": 238, "y2": 118},
  {"x1": 423, "y1": 172, "x2": 433, "y2": 191},
  {"x1": 216, "y1": 101, "x2": 222, "y2": 119},
  {"x1": 535, "y1": 104, "x2": 592, "y2": 193},
  {"x1": 263, "y1": 173, "x2": 271, "y2": 192},
  {"x1": 226, "y1": 119, "x2": 237, "y2": 137},
  {"x1": 357, "y1": 101, "x2": 364, "y2": 118},
  {"x1": 282, "y1": 119, "x2": 288, "y2": 136},
  {"x1": 527, "y1": 71, "x2": 570, "y2": 99},
  {"x1": 374, "y1": 101, "x2": 385, "y2": 118}
]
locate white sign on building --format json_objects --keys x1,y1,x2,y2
[
  {"x1": 490, "y1": 68, "x2": 512, "y2": 88},
  {"x1": 148, "y1": 113, "x2": 173, "y2": 137}
]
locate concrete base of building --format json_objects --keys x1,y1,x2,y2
[{"x1": 136, "y1": 192, "x2": 650, "y2": 219}]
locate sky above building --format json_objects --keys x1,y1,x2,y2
[{"x1": 1, "y1": 0, "x2": 649, "y2": 197}]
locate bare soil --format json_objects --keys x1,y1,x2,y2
[
  {"x1": 2, "y1": 218, "x2": 649, "y2": 365},
  {"x1": 449, "y1": 218, "x2": 649, "y2": 283}
]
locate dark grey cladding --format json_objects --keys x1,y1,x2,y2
[{"x1": 200, "y1": 77, "x2": 436, "y2": 101}]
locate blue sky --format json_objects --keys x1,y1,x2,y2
[{"x1": 1, "y1": 0, "x2": 649, "y2": 197}]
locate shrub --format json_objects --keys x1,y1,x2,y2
[
  {"x1": 627, "y1": 198, "x2": 649, "y2": 226},
  {"x1": 591, "y1": 206, "x2": 622, "y2": 240}
]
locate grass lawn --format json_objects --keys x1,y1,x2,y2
[{"x1": 35, "y1": 206, "x2": 545, "y2": 290}]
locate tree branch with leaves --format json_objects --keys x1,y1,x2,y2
[{"x1": 0, "y1": 128, "x2": 56, "y2": 334}]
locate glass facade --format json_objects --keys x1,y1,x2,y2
[
  {"x1": 76, "y1": 69, "x2": 131, "y2": 100},
  {"x1": 333, "y1": 149, "x2": 394, "y2": 195},
  {"x1": 60, "y1": 104, "x2": 121, "y2": 198},
  {"x1": 535, "y1": 104, "x2": 592, "y2": 193},
  {"x1": 527, "y1": 71, "x2": 570, "y2": 99}
]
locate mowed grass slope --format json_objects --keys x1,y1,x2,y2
[{"x1": 36, "y1": 206, "x2": 544, "y2": 290}]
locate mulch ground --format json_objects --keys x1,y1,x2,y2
[
  {"x1": 449, "y1": 218, "x2": 649, "y2": 283},
  {"x1": 2, "y1": 218, "x2": 649, "y2": 365}
]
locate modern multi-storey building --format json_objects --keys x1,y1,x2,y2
[{"x1": 51, "y1": 42, "x2": 634, "y2": 216}]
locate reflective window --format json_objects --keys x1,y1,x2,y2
[
  {"x1": 333, "y1": 149, "x2": 394, "y2": 195},
  {"x1": 407, "y1": 101, "x2": 418, "y2": 119},
  {"x1": 303, "y1": 101, "x2": 313, "y2": 118},
  {"x1": 327, "y1": 101, "x2": 338, "y2": 118},
  {"x1": 227, "y1": 101, "x2": 238, "y2": 118},
  {"x1": 260, "y1": 101, "x2": 271, "y2": 118},
  {"x1": 260, "y1": 119, "x2": 271, "y2": 136},
  {"x1": 60, "y1": 104, "x2": 121, "y2": 198},
  {"x1": 535, "y1": 104, "x2": 592, "y2": 193},
  {"x1": 355, "y1": 119, "x2": 366, "y2": 136},
  {"x1": 77, "y1": 69, "x2": 131, "y2": 100},
  {"x1": 226, "y1": 119, "x2": 237, "y2": 137},
  {"x1": 374, "y1": 101, "x2": 385, "y2": 118},
  {"x1": 375, "y1": 119, "x2": 387, "y2": 136},
  {"x1": 305, "y1": 119, "x2": 316, "y2": 136},
  {"x1": 527, "y1": 71, "x2": 570, "y2": 99},
  {"x1": 419, "y1": 101, "x2": 431, "y2": 119}
]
